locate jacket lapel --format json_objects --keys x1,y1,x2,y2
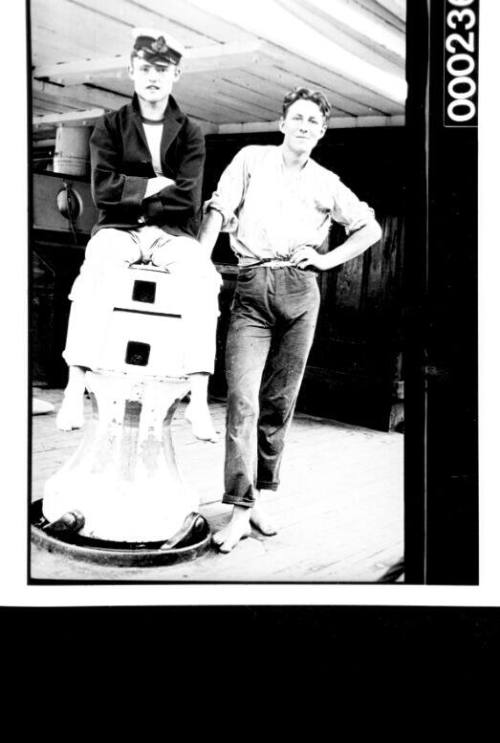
[
  {"x1": 160, "y1": 95, "x2": 184, "y2": 159},
  {"x1": 129, "y1": 96, "x2": 151, "y2": 160},
  {"x1": 128, "y1": 94, "x2": 185, "y2": 171}
]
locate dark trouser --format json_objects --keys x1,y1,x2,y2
[{"x1": 223, "y1": 266, "x2": 321, "y2": 507}]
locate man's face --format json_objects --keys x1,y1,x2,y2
[
  {"x1": 129, "y1": 57, "x2": 180, "y2": 105},
  {"x1": 280, "y1": 99, "x2": 327, "y2": 155}
]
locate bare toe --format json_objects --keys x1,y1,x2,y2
[
  {"x1": 212, "y1": 523, "x2": 251, "y2": 553},
  {"x1": 212, "y1": 531, "x2": 225, "y2": 546},
  {"x1": 250, "y1": 516, "x2": 278, "y2": 537},
  {"x1": 216, "y1": 530, "x2": 251, "y2": 553},
  {"x1": 249, "y1": 503, "x2": 277, "y2": 536},
  {"x1": 185, "y1": 404, "x2": 218, "y2": 442}
]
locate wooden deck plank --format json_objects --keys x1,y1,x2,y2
[{"x1": 30, "y1": 388, "x2": 403, "y2": 583}]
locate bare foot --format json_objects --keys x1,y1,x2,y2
[
  {"x1": 56, "y1": 393, "x2": 85, "y2": 431},
  {"x1": 212, "y1": 507, "x2": 251, "y2": 553},
  {"x1": 184, "y1": 402, "x2": 218, "y2": 442},
  {"x1": 250, "y1": 501, "x2": 278, "y2": 537}
]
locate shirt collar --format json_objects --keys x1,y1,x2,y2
[{"x1": 278, "y1": 144, "x2": 311, "y2": 173}]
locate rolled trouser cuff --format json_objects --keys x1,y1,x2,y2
[
  {"x1": 256, "y1": 480, "x2": 279, "y2": 492},
  {"x1": 222, "y1": 492, "x2": 255, "y2": 508}
]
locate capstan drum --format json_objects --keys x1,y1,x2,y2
[{"x1": 41, "y1": 264, "x2": 206, "y2": 547}]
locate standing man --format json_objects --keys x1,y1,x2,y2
[
  {"x1": 56, "y1": 28, "x2": 221, "y2": 441},
  {"x1": 198, "y1": 87, "x2": 382, "y2": 552}
]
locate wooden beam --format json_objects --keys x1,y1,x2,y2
[
  {"x1": 257, "y1": 45, "x2": 404, "y2": 114},
  {"x1": 33, "y1": 109, "x2": 105, "y2": 129},
  {"x1": 33, "y1": 57, "x2": 130, "y2": 85},
  {"x1": 31, "y1": 111, "x2": 217, "y2": 135},
  {"x1": 176, "y1": 73, "x2": 278, "y2": 118},
  {"x1": 337, "y1": 114, "x2": 405, "y2": 128},
  {"x1": 186, "y1": 118, "x2": 219, "y2": 135},
  {"x1": 216, "y1": 114, "x2": 404, "y2": 134},
  {"x1": 32, "y1": 79, "x2": 130, "y2": 111},
  {"x1": 350, "y1": 0, "x2": 406, "y2": 30},
  {"x1": 186, "y1": 0, "x2": 407, "y2": 104},
  {"x1": 33, "y1": 41, "x2": 264, "y2": 85},
  {"x1": 31, "y1": 112, "x2": 404, "y2": 137},
  {"x1": 184, "y1": 40, "x2": 263, "y2": 73},
  {"x1": 289, "y1": 0, "x2": 405, "y2": 65},
  {"x1": 374, "y1": 0, "x2": 406, "y2": 22},
  {"x1": 69, "y1": 0, "x2": 255, "y2": 44}
]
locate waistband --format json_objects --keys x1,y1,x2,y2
[{"x1": 239, "y1": 258, "x2": 294, "y2": 270}]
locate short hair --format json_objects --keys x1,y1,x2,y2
[{"x1": 282, "y1": 87, "x2": 331, "y2": 121}]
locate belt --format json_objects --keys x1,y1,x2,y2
[{"x1": 239, "y1": 259, "x2": 294, "y2": 270}]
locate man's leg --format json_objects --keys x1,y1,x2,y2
[
  {"x1": 57, "y1": 228, "x2": 141, "y2": 430},
  {"x1": 213, "y1": 270, "x2": 274, "y2": 552},
  {"x1": 255, "y1": 269, "x2": 321, "y2": 519},
  {"x1": 150, "y1": 232, "x2": 221, "y2": 441}
]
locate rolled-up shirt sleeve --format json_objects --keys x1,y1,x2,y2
[
  {"x1": 203, "y1": 146, "x2": 252, "y2": 233},
  {"x1": 331, "y1": 176, "x2": 376, "y2": 235}
]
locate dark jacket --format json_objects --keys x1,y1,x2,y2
[{"x1": 89, "y1": 94, "x2": 205, "y2": 237}]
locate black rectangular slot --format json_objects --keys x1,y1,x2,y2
[
  {"x1": 125, "y1": 341, "x2": 151, "y2": 366},
  {"x1": 132, "y1": 280, "x2": 156, "y2": 304}
]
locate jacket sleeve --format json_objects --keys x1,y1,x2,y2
[
  {"x1": 142, "y1": 119, "x2": 205, "y2": 221},
  {"x1": 90, "y1": 115, "x2": 148, "y2": 209}
]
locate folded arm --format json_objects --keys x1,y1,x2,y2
[
  {"x1": 144, "y1": 175, "x2": 176, "y2": 199},
  {"x1": 91, "y1": 116, "x2": 205, "y2": 222},
  {"x1": 90, "y1": 117, "x2": 150, "y2": 209},
  {"x1": 143, "y1": 121, "x2": 205, "y2": 220}
]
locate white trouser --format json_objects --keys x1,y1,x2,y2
[{"x1": 62, "y1": 226, "x2": 222, "y2": 375}]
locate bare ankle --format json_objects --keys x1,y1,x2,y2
[
  {"x1": 232, "y1": 505, "x2": 251, "y2": 523},
  {"x1": 64, "y1": 366, "x2": 87, "y2": 396}
]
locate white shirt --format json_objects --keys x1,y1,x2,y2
[
  {"x1": 142, "y1": 121, "x2": 164, "y2": 176},
  {"x1": 204, "y1": 144, "x2": 375, "y2": 264}
]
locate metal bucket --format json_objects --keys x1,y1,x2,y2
[{"x1": 53, "y1": 125, "x2": 91, "y2": 176}]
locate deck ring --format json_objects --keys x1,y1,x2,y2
[{"x1": 30, "y1": 500, "x2": 212, "y2": 568}]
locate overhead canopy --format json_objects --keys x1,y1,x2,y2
[{"x1": 31, "y1": 0, "x2": 406, "y2": 140}]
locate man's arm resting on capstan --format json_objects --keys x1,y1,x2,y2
[
  {"x1": 197, "y1": 146, "x2": 253, "y2": 251},
  {"x1": 291, "y1": 219, "x2": 382, "y2": 271},
  {"x1": 198, "y1": 208, "x2": 224, "y2": 253}
]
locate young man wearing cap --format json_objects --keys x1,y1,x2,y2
[
  {"x1": 198, "y1": 87, "x2": 382, "y2": 552},
  {"x1": 56, "y1": 28, "x2": 220, "y2": 441}
]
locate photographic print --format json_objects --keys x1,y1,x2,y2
[{"x1": 21, "y1": 0, "x2": 480, "y2": 593}]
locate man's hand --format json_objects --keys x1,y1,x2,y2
[
  {"x1": 290, "y1": 246, "x2": 328, "y2": 271},
  {"x1": 144, "y1": 176, "x2": 176, "y2": 200},
  {"x1": 291, "y1": 218, "x2": 382, "y2": 272}
]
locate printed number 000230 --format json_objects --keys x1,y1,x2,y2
[{"x1": 445, "y1": 0, "x2": 477, "y2": 124}]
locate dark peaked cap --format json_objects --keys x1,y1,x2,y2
[{"x1": 131, "y1": 27, "x2": 185, "y2": 66}]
